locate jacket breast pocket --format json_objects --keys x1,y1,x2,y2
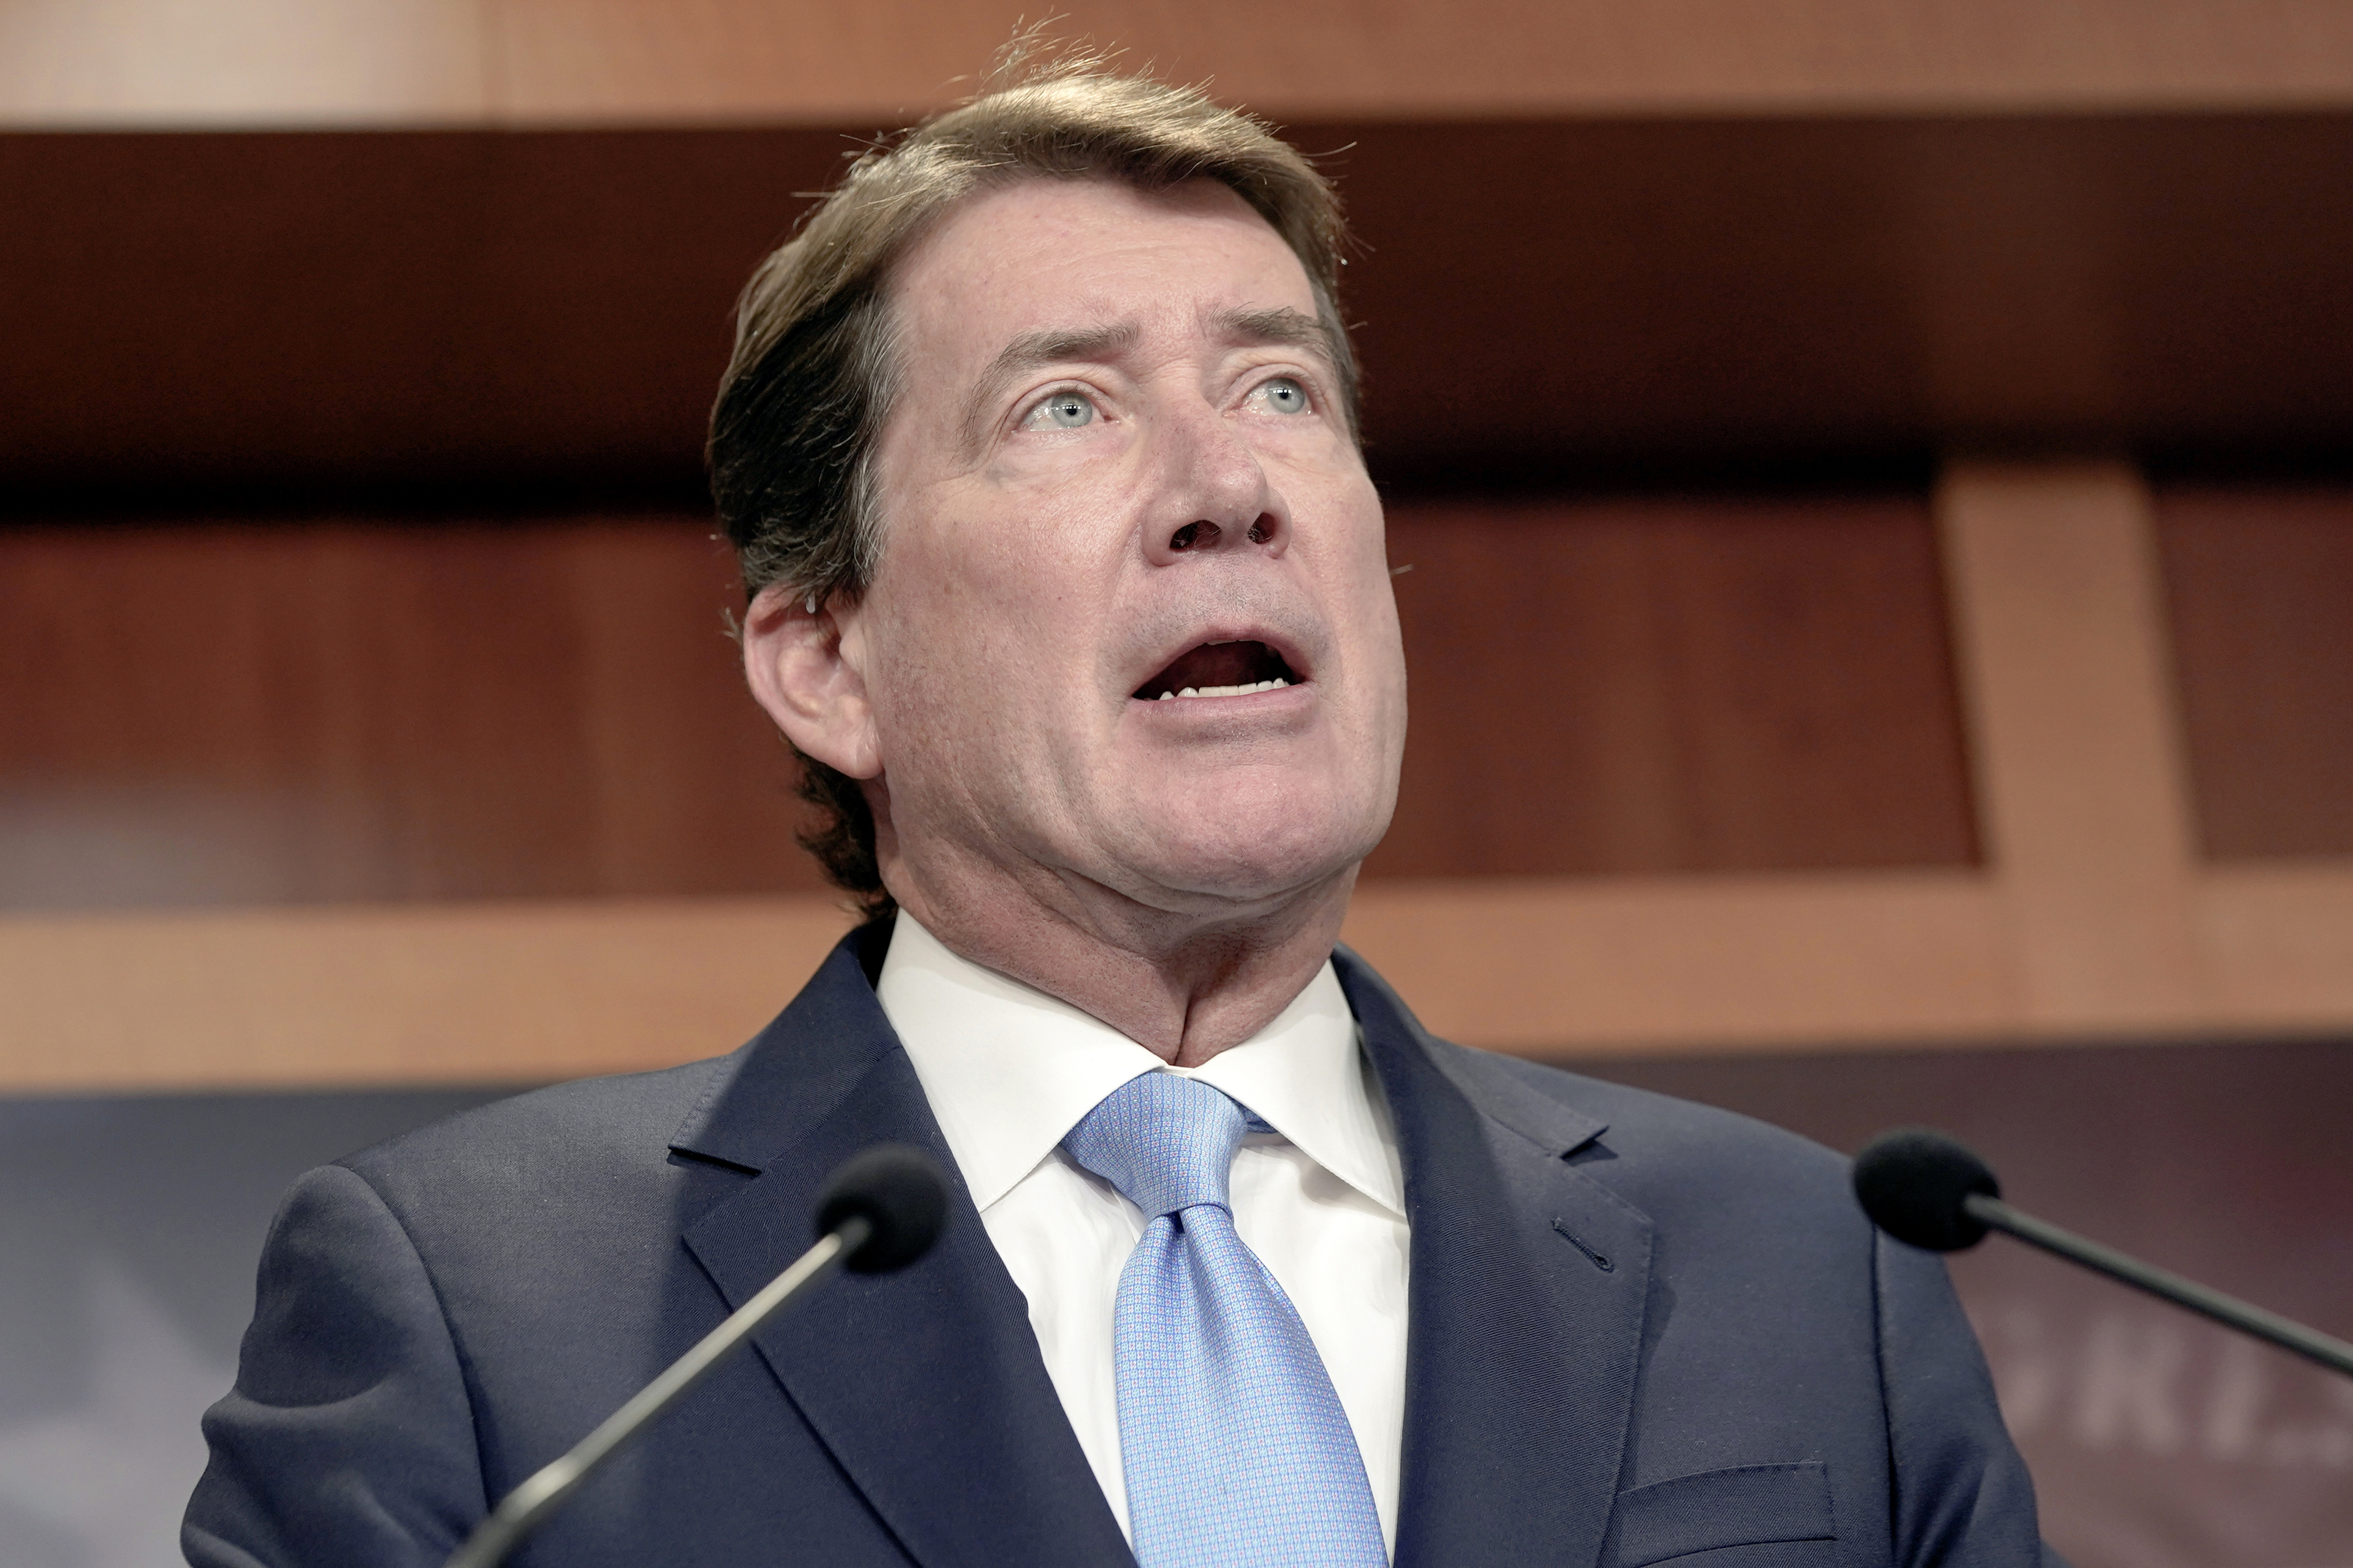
[{"x1": 1603, "y1": 1462, "x2": 1836, "y2": 1567}]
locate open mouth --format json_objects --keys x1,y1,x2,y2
[{"x1": 1132, "y1": 639, "x2": 1301, "y2": 701}]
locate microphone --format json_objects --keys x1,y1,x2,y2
[
  {"x1": 1853, "y1": 1127, "x2": 2353, "y2": 1380},
  {"x1": 444, "y1": 1144, "x2": 950, "y2": 1568}
]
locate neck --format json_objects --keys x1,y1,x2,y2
[{"x1": 884, "y1": 849, "x2": 1357, "y2": 1069}]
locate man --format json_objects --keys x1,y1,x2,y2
[{"x1": 188, "y1": 55, "x2": 2057, "y2": 1568}]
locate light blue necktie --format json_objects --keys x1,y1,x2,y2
[{"x1": 1063, "y1": 1071, "x2": 1388, "y2": 1568}]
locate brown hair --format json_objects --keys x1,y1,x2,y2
[{"x1": 708, "y1": 44, "x2": 1357, "y2": 917}]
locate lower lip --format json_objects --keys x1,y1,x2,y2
[{"x1": 1130, "y1": 682, "x2": 1313, "y2": 713}]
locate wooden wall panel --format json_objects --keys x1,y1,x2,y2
[
  {"x1": 1338, "y1": 114, "x2": 2353, "y2": 476},
  {"x1": 1939, "y1": 461, "x2": 2207, "y2": 1026},
  {"x1": 0, "y1": 0, "x2": 485, "y2": 128},
  {"x1": 0, "y1": 496, "x2": 1977, "y2": 911},
  {"x1": 10, "y1": 117, "x2": 2353, "y2": 503},
  {"x1": 2156, "y1": 485, "x2": 2353, "y2": 860},
  {"x1": 0, "y1": 130, "x2": 838, "y2": 498},
  {"x1": 13, "y1": 459, "x2": 2353, "y2": 1084},
  {"x1": 491, "y1": 0, "x2": 2353, "y2": 124},
  {"x1": 0, "y1": 518, "x2": 822, "y2": 908},
  {"x1": 1367, "y1": 496, "x2": 1978, "y2": 877},
  {"x1": 9, "y1": 0, "x2": 2353, "y2": 130}
]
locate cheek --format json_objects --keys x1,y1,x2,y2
[
  {"x1": 864, "y1": 526, "x2": 1105, "y2": 752},
  {"x1": 1319, "y1": 492, "x2": 1403, "y2": 662},
  {"x1": 915, "y1": 481, "x2": 1134, "y2": 653}
]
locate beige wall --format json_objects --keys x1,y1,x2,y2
[{"x1": 7, "y1": 0, "x2": 2353, "y2": 129}]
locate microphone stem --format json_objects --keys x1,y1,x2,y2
[
  {"x1": 1965, "y1": 1194, "x2": 2353, "y2": 1379},
  {"x1": 444, "y1": 1215, "x2": 872, "y2": 1568}
]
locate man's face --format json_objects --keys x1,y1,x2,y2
[{"x1": 850, "y1": 175, "x2": 1405, "y2": 915}]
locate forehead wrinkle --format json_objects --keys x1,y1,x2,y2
[{"x1": 957, "y1": 319, "x2": 1141, "y2": 455}]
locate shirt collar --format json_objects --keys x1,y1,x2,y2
[{"x1": 876, "y1": 912, "x2": 1402, "y2": 1218}]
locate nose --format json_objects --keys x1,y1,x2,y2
[{"x1": 1141, "y1": 400, "x2": 1289, "y2": 566}]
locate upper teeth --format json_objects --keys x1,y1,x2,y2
[{"x1": 1155, "y1": 677, "x2": 1290, "y2": 700}]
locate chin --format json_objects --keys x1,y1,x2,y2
[
  {"x1": 1115, "y1": 800, "x2": 1383, "y2": 908},
  {"x1": 1078, "y1": 748, "x2": 1397, "y2": 906}
]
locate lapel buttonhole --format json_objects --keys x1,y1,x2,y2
[{"x1": 1552, "y1": 1218, "x2": 1615, "y2": 1272}]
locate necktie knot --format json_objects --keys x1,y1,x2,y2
[{"x1": 1063, "y1": 1072, "x2": 1246, "y2": 1219}]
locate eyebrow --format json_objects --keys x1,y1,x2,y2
[
  {"x1": 958, "y1": 322, "x2": 1141, "y2": 454},
  {"x1": 1208, "y1": 305, "x2": 1342, "y2": 371},
  {"x1": 954, "y1": 306, "x2": 1342, "y2": 453}
]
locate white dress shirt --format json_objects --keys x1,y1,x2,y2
[{"x1": 876, "y1": 913, "x2": 1411, "y2": 1552}]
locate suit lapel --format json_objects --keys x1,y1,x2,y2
[
  {"x1": 1337, "y1": 950, "x2": 1654, "y2": 1568},
  {"x1": 673, "y1": 930, "x2": 1132, "y2": 1568}
]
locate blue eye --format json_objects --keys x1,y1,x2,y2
[
  {"x1": 1028, "y1": 391, "x2": 1095, "y2": 429},
  {"x1": 1259, "y1": 377, "x2": 1309, "y2": 415}
]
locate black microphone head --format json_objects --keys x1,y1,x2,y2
[
  {"x1": 1852, "y1": 1127, "x2": 2001, "y2": 1252},
  {"x1": 816, "y1": 1145, "x2": 950, "y2": 1273}
]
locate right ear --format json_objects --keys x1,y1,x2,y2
[{"x1": 741, "y1": 583, "x2": 883, "y2": 779}]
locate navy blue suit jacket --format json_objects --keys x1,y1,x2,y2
[{"x1": 187, "y1": 926, "x2": 2056, "y2": 1566}]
